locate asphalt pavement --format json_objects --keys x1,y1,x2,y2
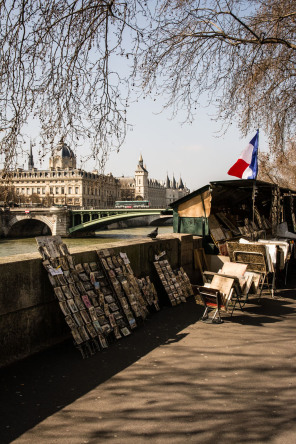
[{"x1": 1, "y1": 271, "x2": 296, "y2": 444}]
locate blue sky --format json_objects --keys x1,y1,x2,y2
[
  {"x1": 96, "y1": 96, "x2": 268, "y2": 192},
  {"x1": 11, "y1": 94, "x2": 268, "y2": 193},
  {"x1": 1, "y1": 1, "x2": 269, "y2": 193}
]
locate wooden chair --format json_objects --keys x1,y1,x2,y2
[
  {"x1": 203, "y1": 261, "x2": 252, "y2": 307},
  {"x1": 193, "y1": 275, "x2": 243, "y2": 323},
  {"x1": 195, "y1": 286, "x2": 224, "y2": 323}
]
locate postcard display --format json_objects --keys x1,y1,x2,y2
[
  {"x1": 96, "y1": 249, "x2": 161, "y2": 323},
  {"x1": 153, "y1": 259, "x2": 193, "y2": 306},
  {"x1": 36, "y1": 236, "x2": 161, "y2": 358}
]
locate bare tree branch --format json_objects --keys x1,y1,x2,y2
[{"x1": 139, "y1": 0, "x2": 296, "y2": 154}]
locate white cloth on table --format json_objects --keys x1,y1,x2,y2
[{"x1": 258, "y1": 239, "x2": 289, "y2": 270}]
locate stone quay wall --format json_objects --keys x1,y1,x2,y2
[{"x1": 0, "y1": 234, "x2": 202, "y2": 368}]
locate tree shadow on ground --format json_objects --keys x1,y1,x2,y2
[
  {"x1": 0, "y1": 300, "x2": 201, "y2": 443},
  {"x1": 1, "y1": 285, "x2": 296, "y2": 443}
]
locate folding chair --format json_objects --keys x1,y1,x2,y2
[
  {"x1": 193, "y1": 275, "x2": 242, "y2": 323},
  {"x1": 195, "y1": 286, "x2": 225, "y2": 324},
  {"x1": 202, "y1": 262, "x2": 252, "y2": 307}
]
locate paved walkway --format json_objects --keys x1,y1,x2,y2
[{"x1": 1, "y1": 274, "x2": 296, "y2": 444}]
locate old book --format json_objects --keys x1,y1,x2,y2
[
  {"x1": 67, "y1": 299, "x2": 79, "y2": 313},
  {"x1": 82, "y1": 295, "x2": 92, "y2": 309},
  {"x1": 54, "y1": 286, "x2": 66, "y2": 301},
  {"x1": 73, "y1": 311, "x2": 84, "y2": 327},
  {"x1": 79, "y1": 272, "x2": 89, "y2": 282},
  {"x1": 78, "y1": 326, "x2": 90, "y2": 342},
  {"x1": 69, "y1": 283, "x2": 80, "y2": 298},
  {"x1": 83, "y1": 263, "x2": 91, "y2": 274},
  {"x1": 86, "y1": 323, "x2": 98, "y2": 339},
  {"x1": 63, "y1": 270, "x2": 74, "y2": 284},
  {"x1": 88, "y1": 307, "x2": 98, "y2": 322},
  {"x1": 75, "y1": 264, "x2": 85, "y2": 273},
  {"x1": 62, "y1": 285, "x2": 72, "y2": 299},
  {"x1": 113, "y1": 325, "x2": 122, "y2": 339},
  {"x1": 64, "y1": 315, "x2": 77, "y2": 329},
  {"x1": 121, "y1": 327, "x2": 131, "y2": 336},
  {"x1": 80, "y1": 309, "x2": 92, "y2": 324},
  {"x1": 93, "y1": 320, "x2": 103, "y2": 334},
  {"x1": 59, "y1": 301, "x2": 71, "y2": 316},
  {"x1": 74, "y1": 295, "x2": 85, "y2": 311},
  {"x1": 76, "y1": 281, "x2": 86, "y2": 294},
  {"x1": 89, "y1": 262, "x2": 98, "y2": 271},
  {"x1": 71, "y1": 328, "x2": 83, "y2": 345}
]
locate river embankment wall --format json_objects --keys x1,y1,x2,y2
[{"x1": 0, "y1": 234, "x2": 202, "y2": 368}]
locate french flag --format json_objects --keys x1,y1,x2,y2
[{"x1": 227, "y1": 130, "x2": 259, "y2": 179}]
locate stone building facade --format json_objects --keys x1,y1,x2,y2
[
  {"x1": 3, "y1": 146, "x2": 189, "y2": 208},
  {"x1": 118, "y1": 155, "x2": 189, "y2": 208},
  {"x1": 8, "y1": 141, "x2": 120, "y2": 208}
]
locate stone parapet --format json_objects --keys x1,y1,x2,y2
[{"x1": 0, "y1": 234, "x2": 202, "y2": 367}]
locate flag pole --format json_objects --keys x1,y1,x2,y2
[
  {"x1": 227, "y1": 128, "x2": 260, "y2": 229},
  {"x1": 252, "y1": 129, "x2": 259, "y2": 226},
  {"x1": 252, "y1": 178, "x2": 256, "y2": 225}
]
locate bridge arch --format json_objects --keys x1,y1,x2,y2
[{"x1": 6, "y1": 215, "x2": 53, "y2": 238}]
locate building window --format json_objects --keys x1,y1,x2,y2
[
  {"x1": 26, "y1": 188, "x2": 30, "y2": 194},
  {"x1": 42, "y1": 188, "x2": 45, "y2": 194},
  {"x1": 50, "y1": 187, "x2": 53, "y2": 194},
  {"x1": 37, "y1": 188, "x2": 40, "y2": 194},
  {"x1": 61, "y1": 187, "x2": 65, "y2": 194},
  {"x1": 56, "y1": 187, "x2": 59, "y2": 194},
  {"x1": 75, "y1": 187, "x2": 79, "y2": 194},
  {"x1": 68, "y1": 187, "x2": 72, "y2": 194}
]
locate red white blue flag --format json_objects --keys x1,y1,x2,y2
[{"x1": 227, "y1": 130, "x2": 259, "y2": 179}]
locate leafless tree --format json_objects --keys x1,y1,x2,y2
[
  {"x1": 140, "y1": 0, "x2": 296, "y2": 155},
  {"x1": 0, "y1": 0, "x2": 146, "y2": 172},
  {"x1": 1, "y1": 1, "x2": 296, "y2": 177},
  {"x1": 258, "y1": 139, "x2": 296, "y2": 189}
]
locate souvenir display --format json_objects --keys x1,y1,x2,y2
[
  {"x1": 97, "y1": 248, "x2": 159, "y2": 326},
  {"x1": 174, "y1": 267, "x2": 194, "y2": 298},
  {"x1": 153, "y1": 259, "x2": 191, "y2": 306},
  {"x1": 36, "y1": 235, "x2": 194, "y2": 359},
  {"x1": 36, "y1": 236, "x2": 138, "y2": 358},
  {"x1": 36, "y1": 236, "x2": 114, "y2": 357},
  {"x1": 137, "y1": 276, "x2": 160, "y2": 311}
]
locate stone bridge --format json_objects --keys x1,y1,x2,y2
[
  {"x1": 0, "y1": 207, "x2": 172, "y2": 238},
  {"x1": 0, "y1": 207, "x2": 70, "y2": 238}
]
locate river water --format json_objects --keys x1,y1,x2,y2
[{"x1": 0, "y1": 226, "x2": 173, "y2": 258}]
